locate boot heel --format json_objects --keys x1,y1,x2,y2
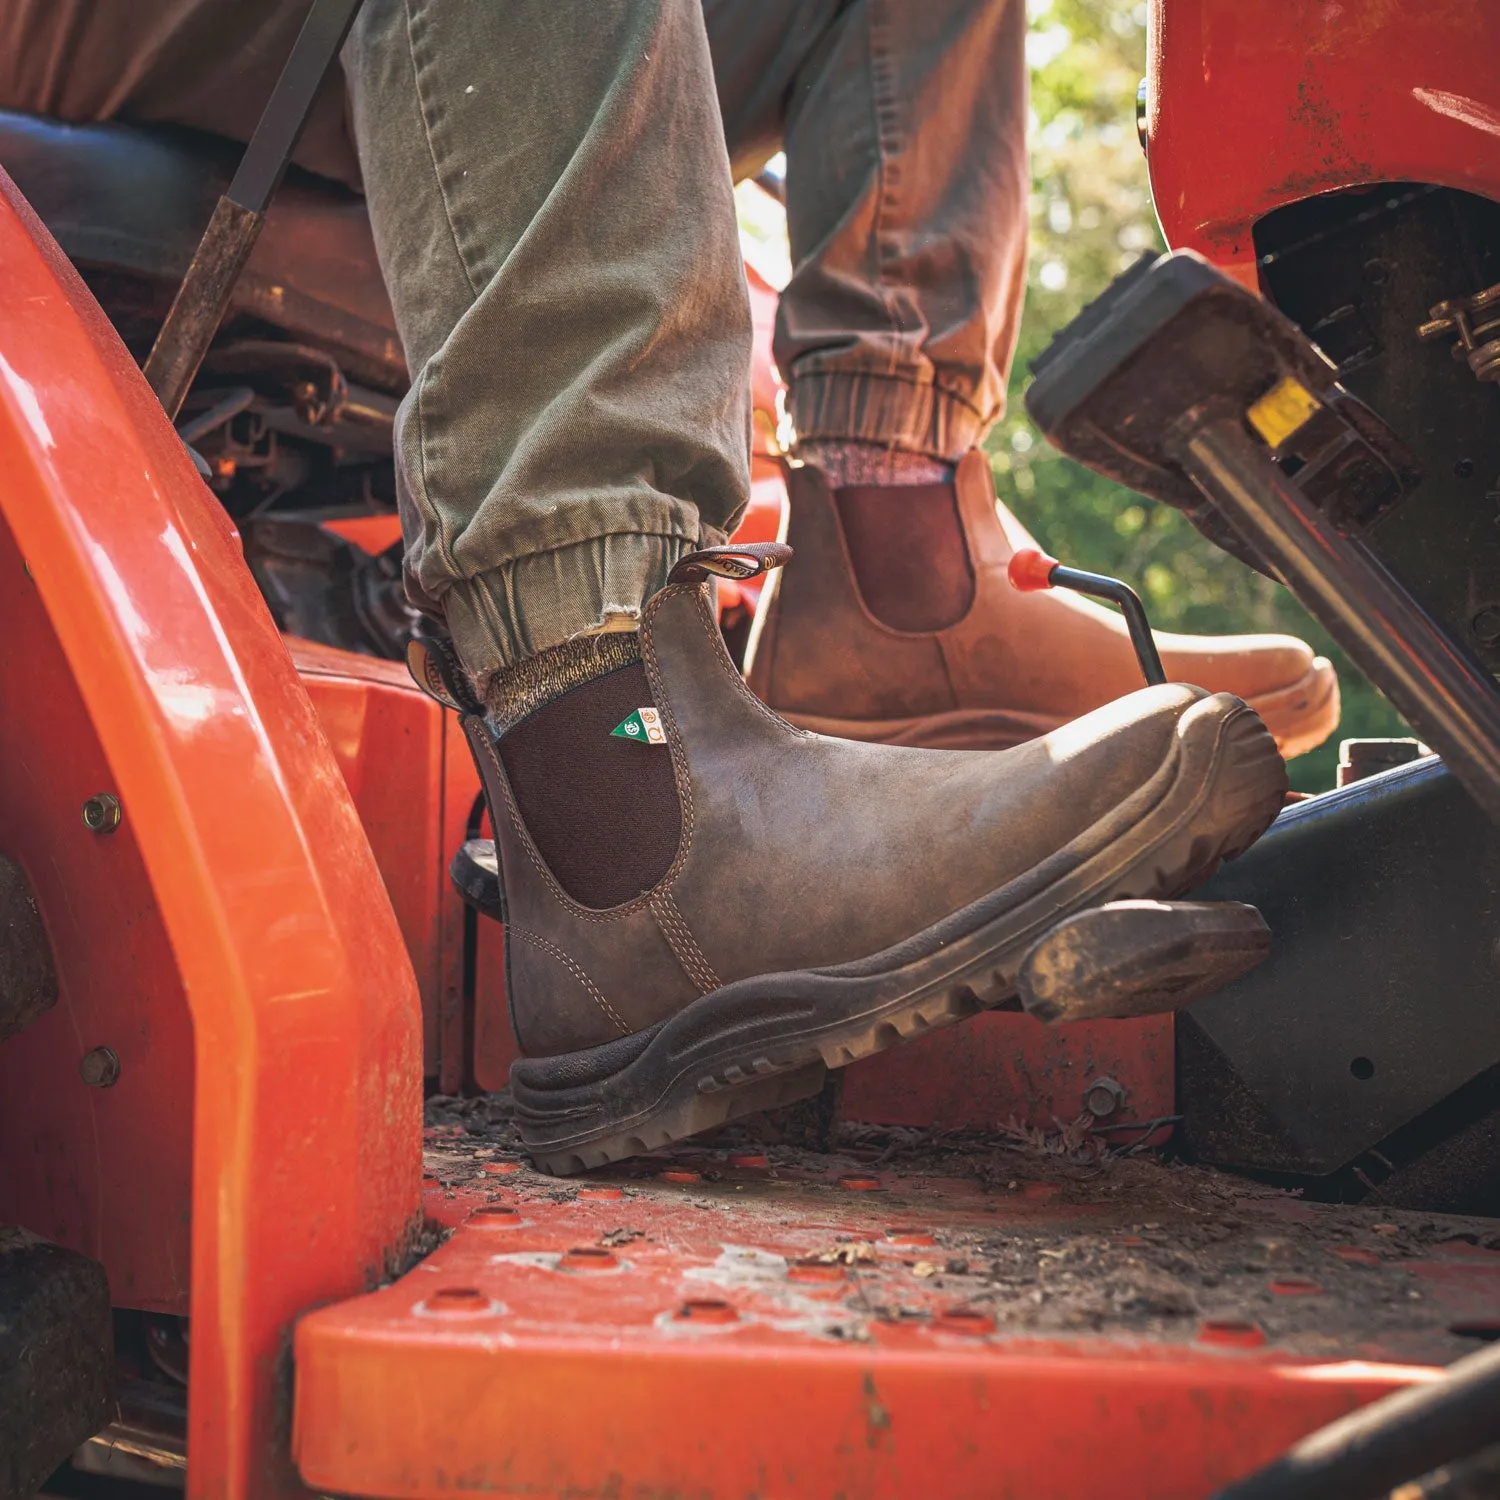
[{"x1": 1017, "y1": 899, "x2": 1270, "y2": 1023}]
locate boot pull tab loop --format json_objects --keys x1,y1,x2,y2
[
  {"x1": 668, "y1": 542, "x2": 793, "y2": 586},
  {"x1": 407, "y1": 629, "x2": 485, "y2": 715}
]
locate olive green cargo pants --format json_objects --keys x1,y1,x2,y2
[{"x1": 0, "y1": 0, "x2": 1027, "y2": 676}]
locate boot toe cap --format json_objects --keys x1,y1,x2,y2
[{"x1": 1157, "y1": 634, "x2": 1338, "y2": 758}]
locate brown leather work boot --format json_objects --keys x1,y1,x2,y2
[
  {"x1": 435, "y1": 546, "x2": 1286, "y2": 1175},
  {"x1": 746, "y1": 453, "x2": 1340, "y2": 759}
]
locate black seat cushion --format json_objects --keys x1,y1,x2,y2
[{"x1": 0, "y1": 110, "x2": 405, "y2": 391}]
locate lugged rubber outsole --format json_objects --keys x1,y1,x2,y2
[
  {"x1": 526, "y1": 1063, "x2": 828, "y2": 1177},
  {"x1": 515, "y1": 695, "x2": 1286, "y2": 1175}
]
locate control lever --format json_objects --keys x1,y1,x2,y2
[{"x1": 1008, "y1": 548, "x2": 1166, "y2": 687}]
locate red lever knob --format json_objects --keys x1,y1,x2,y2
[{"x1": 1008, "y1": 547, "x2": 1060, "y2": 593}]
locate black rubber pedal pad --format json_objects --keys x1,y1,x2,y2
[{"x1": 1018, "y1": 899, "x2": 1270, "y2": 1024}]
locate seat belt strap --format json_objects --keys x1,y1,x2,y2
[{"x1": 143, "y1": 0, "x2": 366, "y2": 420}]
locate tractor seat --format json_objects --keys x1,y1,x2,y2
[{"x1": 0, "y1": 110, "x2": 405, "y2": 393}]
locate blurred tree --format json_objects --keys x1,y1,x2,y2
[{"x1": 992, "y1": 0, "x2": 1410, "y2": 790}]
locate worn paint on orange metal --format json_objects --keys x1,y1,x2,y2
[
  {"x1": 298, "y1": 1330, "x2": 1420, "y2": 1500},
  {"x1": 295, "y1": 1162, "x2": 1459, "y2": 1500},
  {"x1": 0, "y1": 531, "x2": 195, "y2": 1313},
  {"x1": 1148, "y1": 0, "x2": 1500, "y2": 284},
  {"x1": 0, "y1": 173, "x2": 423, "y2": 1498},
  {"x1": 841, "y1": 1011, "x2": 1173, "y2": 1135},
  {"x1": 294, "y1": 641, "x2": 448, "y2": 1055},
  {"x1": 290, "y1": 637, "x2": 498, "y2": 1088}
]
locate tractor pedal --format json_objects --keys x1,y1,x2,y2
[
  {"x1": 1017, "y1": 899, "x2": 1270, "y2": 1024},
  {"x1": 450, "y1": 838, "x2": 504, "y2": 922}
]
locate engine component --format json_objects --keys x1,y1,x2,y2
[
  {"x1": 1025, "y1": 249, "x2": 1500, "y2": 829},
  {"x1": 1255, "y1": 185, "x2": 1500, "y2": 676},
  {"x1": 241, "y1": 516, "x2": 419, "y2": 660},
  {"x1": 1419, "y1": 279, "x2": 1500, "y2": 384}
]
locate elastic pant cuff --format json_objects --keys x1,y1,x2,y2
[
  {"x1": 788, "y1": 371, "x2": 992, "y2": 462},
  {"x1": 443, "y1": 531, "x2": 705, "y2": 681}
]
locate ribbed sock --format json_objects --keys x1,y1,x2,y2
[
  {"x1": 799, "y1": 440, "x2": 954, "y2": 489},
  {"x1": 484, "y1": 633, "x2": 680, "y2": 909}
]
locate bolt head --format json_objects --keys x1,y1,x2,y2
[
  {"x1": 1472, "y1": 606, "x2": 1500, "y2": 645},
  {"x1": 1085, "y1": 1076, "x2": 1127, "y2": 1119},
  {"x1": 81, "y1": 794, "x2": 122, "y2": 834},
  {"x1": 79, "y1": 1046, "x2": 120, "y2": 1088}
]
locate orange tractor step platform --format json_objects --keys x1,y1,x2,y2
[{"x1": 293, "y1": 1124, "x2": 1500, "y2": 1499}]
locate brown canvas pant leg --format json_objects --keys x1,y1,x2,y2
[{"x1": 704, "y1": 0, "x2": 1029, "y2": 460}]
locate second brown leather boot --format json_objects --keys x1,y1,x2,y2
[
  {"x1": 439, "y1": 545, "x2": 1287, "y2": 1175},
  {"x1": 746, "y1": 453, "x2": 1340, "y2": 758}
]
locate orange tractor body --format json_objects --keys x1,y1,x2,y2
[{"x1": 3, "y1": 1, "x2": 1500, "y2": 1496}]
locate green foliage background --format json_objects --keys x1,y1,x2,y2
[{"x1": 994, "y1": 0, "x2": 1408, "y2": 790}]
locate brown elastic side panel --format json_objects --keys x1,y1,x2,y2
[
  {"x1": 497, "y1": 661, "x2": 681, "y2": 910},
  {"x1": 835, "y1": 483, "x2": 976, "y2": 634}
]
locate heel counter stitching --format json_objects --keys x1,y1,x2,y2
[
  {"x1": 650, "y1": 889, "x2": 721, "y2": 996},
  {"x1": 508, "y1": 926, "x2": 631, "y2": 1036}
]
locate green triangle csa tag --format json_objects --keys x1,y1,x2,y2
[{"x1": 610, "y1": 707, "x2": 665, "y2": 745}]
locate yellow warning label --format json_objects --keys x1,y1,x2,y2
[{"x1": 1246, "y1": 376, "x2": 1322, "y2": 449}]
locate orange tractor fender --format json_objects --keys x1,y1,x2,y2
[
  {"x1": 0, "y1": 170, "x2": 421, "y2": 1500},
  {"x1": 1147, "y1": 0, "x2": 1500, "y2": 289}
]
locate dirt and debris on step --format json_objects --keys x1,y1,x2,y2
[{"x1": 422, "y1": 1093, "x2": 1500, "y2": 1362}]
